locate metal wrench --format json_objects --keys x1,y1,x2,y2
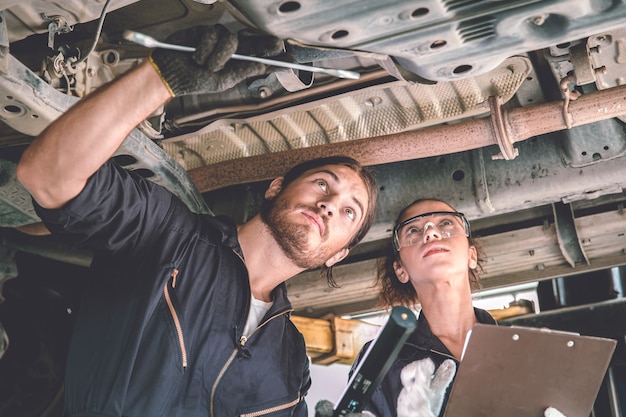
[{"x1": 123, "y1": 30, "x2": 361, "y2": 80}]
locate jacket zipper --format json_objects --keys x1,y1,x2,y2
[
  {"x1": 164, "y1": 268, "x2": 187, "y2": 368},
  {"x1": 210, "y1": 308, "x2": 294, "y2": 417},
  {"x1": 239, "y1": 307, "x2": 294, "y2": 346},
  {"x1": 430, "y1": 349, "x2": 458, "y2": 362},
  {"x1": 210, "y1": 349, "x2": 238, "y2": 417},
  {"x1": 239, "y1": 394, "x2": 302, "y2": 417}
]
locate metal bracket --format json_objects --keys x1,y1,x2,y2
[
  {"x1": 552, "y1": 201, "x2": 589, "y2": 268},
  {"x1": 569, "y1": 42, "x2": 596, "y2": 86},
  {"x1": 0, "y1": 11, "x2": 8, "y2": 75},
  {"x1": 489, "y1": 96, "x2": 519, "y2": 160},
  {"x1": 44, "y1": 15, "x2": 73, "y2": 50}
]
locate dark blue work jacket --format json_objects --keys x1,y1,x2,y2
[
  {"x1": 34, "y1": 162, "x2": 310, "y2": 417},
  {"x1": 352, "y1": 308, "x2": 496, "y2": 417}
]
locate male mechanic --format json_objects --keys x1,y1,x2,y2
[{"x1": 16, "y1": 25, "x2": 377, "y2": 417}]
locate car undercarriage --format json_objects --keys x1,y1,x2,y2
[{"x1": 1, "y1": 0, "x2": 626, "y2": 415}]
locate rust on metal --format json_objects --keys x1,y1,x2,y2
[{"x1": 189, "y1": 83, "x2": 626, "y2": 193}]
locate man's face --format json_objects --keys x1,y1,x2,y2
[{"x1": 260, "y1": 164, "x2": 370, "y2": 270}]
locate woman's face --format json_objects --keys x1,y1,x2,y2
[{"x1": 393, "y1": 200, "x2": 477, "y2": 286}]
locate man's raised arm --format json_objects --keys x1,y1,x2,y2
[
  {"x1": 16, "y1": 60, "x2": 171, "y2": 209},
  {"x1": 17, "y1": 24, "x2": 282, "y2": 210}
]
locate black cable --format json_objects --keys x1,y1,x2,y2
[{"x1": 73, "y1": 0, "x2": 113, "y2": 67}]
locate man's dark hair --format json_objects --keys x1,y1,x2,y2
[{"x1": 281, "y1": 155, "x2": 378, "y2": 287}]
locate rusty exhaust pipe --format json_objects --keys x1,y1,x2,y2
[{"x1": 189, "y1": 83, "x2": 626, "y2": 193}]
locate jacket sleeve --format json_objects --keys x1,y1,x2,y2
[{"x1": 33, "y1": 161, "x2": 179, "y2": 258}]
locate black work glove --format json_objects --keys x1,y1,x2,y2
[
  {"x1": 314, "y1": 399, "x2": 376, "y2": 417},
  {"x1": 149, "y1": 24, "x2": 284, "y2": 96}
]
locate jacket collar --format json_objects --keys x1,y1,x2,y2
[
  {"x1": 407, "y1": 307, "x2": 497, "y2": 354},
  {"x1": 268, "y1": 282, "x2": 293, "y2": 316},
  {"x1": 211, "y1": 215, "x2": 243, "y2": 256}
]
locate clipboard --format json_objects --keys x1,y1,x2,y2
[{"x1": 443, "y1": 324, "x2": 616, "y2": 417}]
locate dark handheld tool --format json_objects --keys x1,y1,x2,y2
[{"x1": 332, "y1": 306, "x2": 417, "y2": 417}]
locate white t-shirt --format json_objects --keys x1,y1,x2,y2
[{"x1": 243, "y1": 295, "x2": 273, "y2": 335}]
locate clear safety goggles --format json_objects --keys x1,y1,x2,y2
[{"x1": 392, "y1": 211, "x2": 471, "y2": 251}]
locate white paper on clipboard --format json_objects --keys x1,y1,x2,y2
[{"x1": 443, "y1": 324, "x2": 617, "y2": 417}]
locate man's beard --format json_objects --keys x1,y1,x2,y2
[{"x1": 260, "y1": 193, "x2": 332, "y2": 270}]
